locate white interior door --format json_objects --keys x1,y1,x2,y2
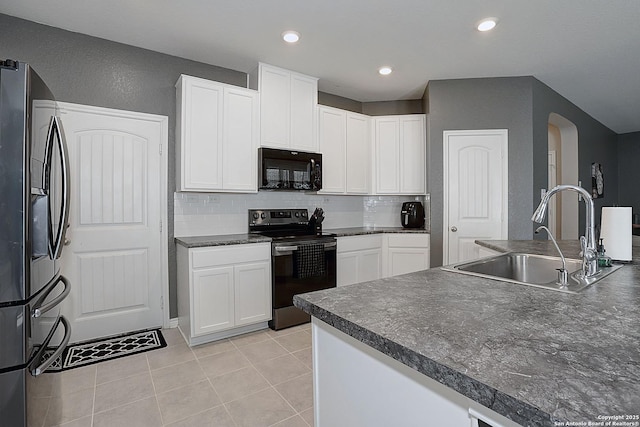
[
  {"x1": 59, "y1": 103, "x2": 168, "y2": 342},
  {"x1": 548, "y1": 150, "x2": 558, "y2": 237},
  {"x1": 444, "y1": 130, "x2": 508, "y2": 264}
]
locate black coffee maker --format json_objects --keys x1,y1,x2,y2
[{"x1": 401, "y1": 202, "x2": 425, "y2": 229}]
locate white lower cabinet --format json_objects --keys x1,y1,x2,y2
[
  {"x1": 337, "y1": 233, "x2": 430, "y2": 286},
  {"x1": 337, "y1": 235, "x2": 383, "y2": 286},
  {"x1": 385, "y1": 234, "x2": 430, "y2": 277},
  {"x1": 177, "y1": 243, "x2": 271, "y2": 346}
]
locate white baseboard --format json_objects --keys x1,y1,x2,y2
[{"x1": 167, "y1": 318, "x2": 179, "y2": 328}]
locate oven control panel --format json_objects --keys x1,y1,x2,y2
[{"x1": 248, "y1": 209, "x2": 308, "y2": 226}]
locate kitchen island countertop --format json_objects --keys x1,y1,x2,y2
[{"x1": 294, "y1": 240, "x2": 640, "y2": 426}]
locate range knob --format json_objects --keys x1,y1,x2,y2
[
  {"x1": 261, "y1": 212, "x2": 267, "y2": 219},
  {"x1": 294, "y1": 212, "x2": 300, "y2": 218},
  {"x1": 252, "y1": 212, "x2": 259, "y2": 220}
]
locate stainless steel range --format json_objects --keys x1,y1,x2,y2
[{"x1": 248, "y1": 209, "x2": 336, "y2": 330}]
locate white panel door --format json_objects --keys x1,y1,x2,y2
[
  {"x1": 260, "y1": 65, "x2": 290, "y2": 148},
  {"x1": 359, "y1": 249, "x2": 382, "y2": 283},
  {"x1": 184, "y1": 79, "x2": 223, "y2": 190},
  {"x1": 234, "y1": 262, "x2": 271, "y2": 326},
  {"x1": 375, "y1": 117, "x2": 400, "y2": 194},
  {"x1": 223, "y1": 87, "x2": 258, "y2": 191},
  {"x1": 388, "y1": 249, "x2": 430, "y2": 276},
  {"x1": 400, "y1": 115, "x2": 426, "y2": 194},
  {"x1": 318, "y1": 106, "x2": 346, "y2": 193},
  {"x1": 444, "y1": 130, "x2": 508, "y2": 264},
  {"x1": 346, "y1": 112, "x2": 370, "y2": 194},
  {"x1": 548, "y1": 150, "x2": 558, "y2": 237},
  {"x1": 193, "y1": 266, "x2": 234, "y2": 335},
  {"x1": 290, "y1": 73, "x2": 318, "y2": 151},
  {"x1": 59, "y1": 103, "x2": 167, "y2": 342},
  {"x1": 337, "y1": 252, "x2": 359, "y2": 286}
]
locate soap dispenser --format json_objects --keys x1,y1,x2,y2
[{"x1": 597, "y1": 238, "x2": 613, "y2": 268}]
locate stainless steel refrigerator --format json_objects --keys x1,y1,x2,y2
[{"x1": 0, "y1": 60, "x2": 72, "y2": 426}]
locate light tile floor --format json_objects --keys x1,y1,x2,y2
[{"x1": 32, "y1": 324, "x2": 315, "y2": 427}]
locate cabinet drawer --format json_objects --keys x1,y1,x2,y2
[
  {"x1": 386, "y1": 234, "x2": 430, "y2": 248},
  {"x1": 337, "y1": 235, "x2": 383, "y2": 253},
  {"x1": 191, "y1": 243, "x2": 270, "y2": 269}
]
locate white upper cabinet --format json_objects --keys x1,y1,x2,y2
[
  {"x1": 318, "y1": 106, "x2": 346, "y2": 193},
  {"x1": 253, "y1": 63, "x2": 318, "y2": 152},
  {"x1": 318, "y1": 106, "x2": 370, "y2": 195},
  {"x1": 399, "y1": 116, "x2": 426, "y2": 194},
  {"x1": 373, "y1": 115, "x2": 426, "y2": 195},
  {"x1": 345, "y1": 112, "x2": 370, "y2": 194},
  {"x1": 176, "y1": 75, "x2": 258, "y2": 193}
]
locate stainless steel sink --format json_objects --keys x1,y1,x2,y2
[{"x1": 442, "y1": 252, "x2": 623, "y2": 293}]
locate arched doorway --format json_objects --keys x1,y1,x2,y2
[{"x1": 548, "y1": 113, "x2": 579, "y2": 239}]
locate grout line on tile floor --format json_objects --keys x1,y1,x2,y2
[{"x1": 147, "y1": 353, "x2": 167, "y2": 427}]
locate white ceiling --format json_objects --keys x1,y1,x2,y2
[{"x1": 2, "y1": 0, "x2": 640, "y2": 133}]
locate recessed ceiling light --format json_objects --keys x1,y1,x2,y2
[
  {"x1": 378, "y1": 66, "x2": 393, "y2": 76},
  {"x1": 477, "y1": 18, "x2": 498, "y2": 32},
  {"x1": 282, "y1": 31, "x2": 300, "y2": 43}
]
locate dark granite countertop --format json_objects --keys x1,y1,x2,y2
[
  {"x1": 327, "y1": 226, "x2": 429, "y2": 237},
  {"x1": 294, "y1": 241, "x2": 640, "y2": 426},
  {"x1": 175, "y1": 234, "x2": 271, "y2": 248},
  {"x1": 175, "y1": 227, "x2": 429, "y2": 248}
]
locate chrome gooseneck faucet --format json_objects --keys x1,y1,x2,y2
[
  {"x1": 531, "y1": 184, "x2": 599, "y2": 278},
  {"x1": 535, "y1": 225, "x2": 568, "y2": 286}
]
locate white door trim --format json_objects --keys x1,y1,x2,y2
[
  {"x1": 58, "y1": 101, "x2": 170, "y2": 329},
  {"x1": 443, "y1": 129, "x2": 509, "y2": 265}
]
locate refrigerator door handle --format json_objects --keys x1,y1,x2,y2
[
  {"x1": 47, "y1": 116, "x2": 70, "y2": 260},
  {"x1": 32, "y1": 275, "x2": 70, "y2": 318},
  {"x1": 30, "y1": 315, "x2": 71, "y2": 376}
]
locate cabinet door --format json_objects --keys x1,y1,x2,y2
[
  {"x1": 223, "y1": 87, "x2": 259, "y2": 192},
  {"x1": 346, "y1": 113, "x2": 370, "y2": 194},
  {"x1": 192, "y1": 266, "x2": 234, "y2": 335},
  {"x1": 388, "y1": 248, "x2": 430, "y2": 276},
  {"x1": 337, "y1": 252, "x2": 359, "y2": 286},
  {"x1": 400, "y1": 115, "x2": 426, "y2": 194},
  {"x1": 374, "y1": 117, "x2": 400, "y2": 194},
  {"x1": 318, "y1": 106, "x2": 346, "y2": 194},
  {"x1": 180, "y1": 78, "x2": 223, "y2": 190},
  {"x1": 359, "y1": 249, "x2": 382, "y2": 283},
  {"x1": 234, "y1": 261, "x2": 271, "y2": 326},
  {"x1": 260, "y1": 65, "x2": 290, "y2": 148},
  {"x1": 290, "y1": 73, "x2": 318, "y2": 151}
]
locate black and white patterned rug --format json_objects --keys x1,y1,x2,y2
[{"x1": 42, "y1": 329, "x2": 166, "y2": 371}]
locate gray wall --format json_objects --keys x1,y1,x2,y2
[
  {"x1": 425, "y1": 77, "x2": 535, "y2": 267},
  {"x1": 0, "y1": 13, "x2": 246, "y2": 318},
  {"x1": 426, "y1": 76, "x2": 620, "y2": 268},
  {"x1": 532, "y1": 79, "x2": 619, "y2": 232},
  {"x1": 318, "y1": 92, "x2": 423, "y2": 116},
  {"x1": 617, "y1": 132, "x2": 640, "y2": 215}
]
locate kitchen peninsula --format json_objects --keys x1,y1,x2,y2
[{"x1": 294, "y1": 240, "x2": 640, "y2": 426}]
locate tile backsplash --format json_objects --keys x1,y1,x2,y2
[{"x1": 174, "y1": 192, "x2": 430, "y2": 237}]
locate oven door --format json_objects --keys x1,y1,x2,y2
[
  {"x1": 270, "y1": 240, "x2": 336, "y2": 329},
  {"x1": 272, "y1": 240, "x2": 336, "y2": 309}
]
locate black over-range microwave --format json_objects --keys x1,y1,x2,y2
[{"x1": 259, "y1": 148, "x2": 322, "y2": 191}]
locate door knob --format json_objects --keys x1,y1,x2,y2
[{"x1": 450, "y1": 226, "x2": 458, "y2": 232}]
